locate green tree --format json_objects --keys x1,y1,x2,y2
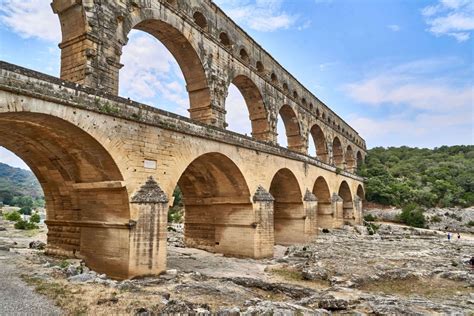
[{"x1": 30, "y1": 212, "x2": 41, "y2": 224}]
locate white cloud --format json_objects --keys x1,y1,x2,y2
[
  {"x1": 119, "y1": 30, "x2": 188, "y2": 115},
  {"x1": 387, "y1": 24, "x2": 401, "y2": 32},
  {"x1": 0, "y1": 0, "x2": 60, "y2": 42},
  {"x1": 214, "y1": 0, "x2": 299, "y2": 32},
  {"x1": 225, "y1": 84, "x2": 253, "y2": 135},
  {"x1": 421, "y1": 0, "x2": 474, "y2": 42},
  {"x1": 344, "y1": 58, "x2": 474, "y2": 148},
  {"x1": 344, "y1": 58, "x2": 473, "y2": 112}
]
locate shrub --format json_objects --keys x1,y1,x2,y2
[
  {"x1": 397, "y1": 204, "x2": 426, "y2": 228},
  {"x1": 168, "y1": 207, "x2": 183, "y2": 223},
  {"x1": 364, "y1": 214, "x2": 377, "y2": 222},
  {"x1": 467, "y1": 221, "x2": 474, "y2": 227},
  {"x1": 430, "y1": 215, "x2": 442, "y2": 223},
  {"x1": 5, "y1": 211, "x2": 22, "y2": 222},
  {"x1": 14, "y1": 219, "x2": 38, "y2": 230},
  {"x1": 19, "y1": 206, "x2": 32, "y2": 215},
  {"x1": 30, "y1": 212, "x2": 41, "y2": 224}
]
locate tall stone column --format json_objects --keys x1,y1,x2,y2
[
  {"x1": 331, "y1": 193, "x2": 344, "y2": 228},
  {"x1": 303, "y1": 189, "x2": 318, "y2": 241},
  {"x1": 252, "y1": 185, "x2": 275, "y2": 258},
  {"x1": 129, "y1": 177, "x2": 169, "y2": 277}
]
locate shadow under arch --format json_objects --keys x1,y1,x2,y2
[
  {"x1": 338, "y1": 180, "x2": 354, "y2": 224},
  {"x1": 269, "y1": 168, "x2": 305, "y2": 245},
  {"x1": 312, "y1": 176, "x2": 332, "y2": 229},
  {"x1": 177, "y1": 152, "x2": 259, "y2": 257},
  {"x1": 278, "y1": 105, "x2": 305, "y2": 153},
  {"x1": 230, "y1": 75, "x2": 271, "y2": 141},
  {"x1": 124, "y1": 18, "x2": 212, "y2": 123},
  {"x1": 346, "y1": 145, "x2": 355, "y2": 171},
  {"x1": 0, "y1": 112, "x2": 130, "y2": 278}
]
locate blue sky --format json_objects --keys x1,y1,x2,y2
[{"x1": 0, "y1": 0, "x2": 473, "y2": 169}]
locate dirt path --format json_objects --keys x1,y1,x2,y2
[{"x1": 0, "y1": 250, "x2": 62, "y2": 316}]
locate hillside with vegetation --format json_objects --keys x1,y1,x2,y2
[
  {"x1": 0, "y1": 162, "x2": 43, "y2": 206},
  {"x1": 358, "y1": 145, "x2": 474, "y2": 208}
]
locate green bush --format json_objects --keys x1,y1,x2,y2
[
  {"x1": 430, "y1": 215, "x2": 442, "y2": 223},
  {"x1": 30, "y1": 212, "x2": 41, "y2": 224},
  {"x1": 19, "y1": 206, "x2": 32, "y2": 215},
  {"x1": 397, "y1": 204, "x2": 426, "y2": 228},
  {"x1": 364, "y1": 214, "x2": 377, "y2": 222},
  {"x1": 14, "y1": 219, "x2": 38, "y2": 230},
  {"x1": 4, "y1": 211, "x2": 22, "y2": 222},
  {"x1": 467, "y1": 221, "x2": 474, "y2": 227},
  {"x1": 168, "y1": 207, "x2": 183, "y2": 223}
]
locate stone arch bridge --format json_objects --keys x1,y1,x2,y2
[{"x1": 0, "y1": 0, "x2": 366, "y2": 279}]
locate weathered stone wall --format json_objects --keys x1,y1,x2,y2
[{"x1": 51, "y1": 0, "x2": 366, "y2": 167}]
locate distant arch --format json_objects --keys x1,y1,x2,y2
[
  {"x1": 356, "y1": 151, "x2": 363, "y2": 168},
  {"x1": 229, "y1": 75, "x2": 271, "y2": 141},
  {"x1": 332, "y1": 137, "x2": 344, "y2": 168},
  {"x1": 278, "y1": 105, "x2": 304, "y2": 152},
  {"x1": 357, "y1": 184, "x2": 365, "y2": 201},
  {"x1": 269, "y1": 168, "x2": 305, "y2": 245},
  {"x1": 309, "y1": 124, "x2": 328, "y2": 162},
  {"x1": 193, "y1": 11, "x2": 208, "y2": 30},
  {"x1": 345, "y1": 145, "x2": 355, "y2": 171}
]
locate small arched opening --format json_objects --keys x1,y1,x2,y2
[
  {"x1": 219, "y1": 32, "x2": 231, "y2": 47},
  {"x1": 332, "y1": 137, "x2": 344, "y2": 168},
  {"x1": 193, "y1": 11, "x2": 208, "y2": 30}
]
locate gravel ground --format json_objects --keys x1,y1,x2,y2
[{"x1": 0, "y1": 250, "x2": 62, "y2": 316}]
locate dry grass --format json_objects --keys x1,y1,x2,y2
[{"x1": 360, "y1": 276, "x2": 470, "y2": 300}]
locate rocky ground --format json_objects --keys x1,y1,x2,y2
[
  {"x1": 0, "y1": 215, "x2": 473, "y2": 315},
  {"x1": 365, "y1": 207, "x2": 474, "y2": 233}
]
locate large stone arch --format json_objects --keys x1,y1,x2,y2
[
  {"x1": 312, "y1": 176, "x2": 332, "y2": 228},
  {"x1": 309, "y1": 124, "x2": 328, "y2": 163},
  {"x1": 269, "y1": 168, "x2": 305, "y2": 245},
  {"x1": 123, "y1": 17, "x2": 212, "y2": 123},
  {"x1": 278, "y1": 105, "x2": 305, "y2": 153},
  {"x1": 229, "y1": 75, "x2": 272, "y2": 142},
  {"x1": 332, "y1": 136, "x2": 344, "y2": 169},
  {"x1": 54, "y1": 2, "x2": 216, "y2": 126},
  {"x1": 176, "y1": 152, "x2": 258, "y2": 257},
  {"x1": 338, "y1": 180, "x2": 354, "y2": 224},
  {"x1": 0, "y1": 112, "x2": 131, "y2": 279}
]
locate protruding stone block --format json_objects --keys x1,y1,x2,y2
[
  {"x1": 129, "y1": 177, "x2": 169, "y2": 277},
  {"x1": 303, "y1": 189, "x2": 318, "y2": 240},
  {"x1": 252, "y1": 185, "x2": 274, "y2": 258}
]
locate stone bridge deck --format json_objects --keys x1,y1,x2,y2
[{"x1": 0, "y1": 61, "x2": 364, "y2": 279}]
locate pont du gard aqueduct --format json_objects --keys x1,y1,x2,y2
[{"x1": 0, "y1": 0, "x2": 367, "y2": 279}]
